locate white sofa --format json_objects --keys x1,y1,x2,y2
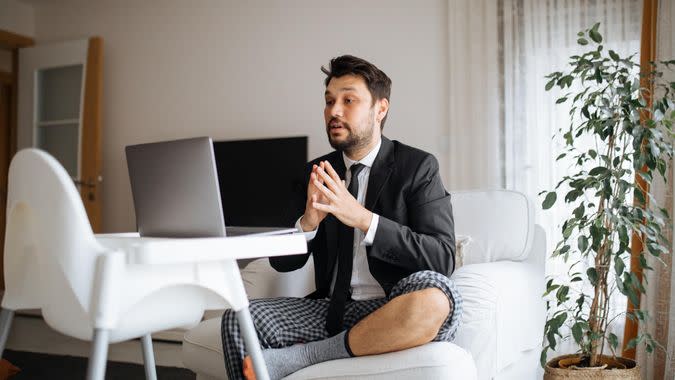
[{"x1": 181, "y1": 190, "x2": 546, "y2": 379}]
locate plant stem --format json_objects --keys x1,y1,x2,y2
[{"x1": 589, "y1": 130, "x2": 617, "y2": 366}]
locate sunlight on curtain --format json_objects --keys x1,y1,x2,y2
[{"x1": 500, "y1": 0, "x2": 642, "y2": 356}]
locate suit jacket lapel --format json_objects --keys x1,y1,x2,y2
[{"x1": 366, "y1": 136, "x2": 395, "y2": 210}]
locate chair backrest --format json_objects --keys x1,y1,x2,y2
[
  {"x1": 452, "y1": 190, "x2": 535, "y2": 265},
  {"x1": 3, "y1": 149, "x2": 105, "y2": 325}
]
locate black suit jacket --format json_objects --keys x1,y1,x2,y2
[{"x1": 270, "y1": 136, "x2": 456, "y2": 297}]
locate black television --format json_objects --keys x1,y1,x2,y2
[{"x1": 213, "y1": 136, "x2": 307, "y2": 228}]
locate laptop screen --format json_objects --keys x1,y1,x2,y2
[{"x1": 126, "y1": 137, "x2": 226, "y2": 237}]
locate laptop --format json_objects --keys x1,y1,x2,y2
[{"x1": 125, "y1": 137, "x2": 297, "y2": 238}]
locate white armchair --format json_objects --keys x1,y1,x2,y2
[{"x1": 182, "y1": 189, "x2": 546, "y2": 379}]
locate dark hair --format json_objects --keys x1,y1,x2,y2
[{"x1": 321, "y1": 55, "x2": 392, "y2": 129}]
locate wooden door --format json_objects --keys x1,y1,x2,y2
[{"x1": 17, "y1": 37, "x2": 103, "y2": 232}]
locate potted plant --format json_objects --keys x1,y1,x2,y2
[{"x1": 539, "y1": 23, "x2": 675, "y2": 378}]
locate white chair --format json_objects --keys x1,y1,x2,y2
[
  {"x1": 0, "y1": 149, "x2": 306, "y2": 380},
  {"x1": 182, "y1": 189, "x2": 546, "y2": 379}
]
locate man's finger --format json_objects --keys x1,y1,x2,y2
[
  {"x1": 308, "y1": 172, "x2": 324, "y2": 195},
  {"x1": 313, "y1": 178, "x2": 337, "y2": 200},
  {"x1": 315, "y1": 165, "x2": 340, "y2": 191},
  {"x1": 312, "y1": 201, "x2": 333, "y2": 214},
  {"x1": 309, "y1": 165, "x2": 323, "y2": 183}
]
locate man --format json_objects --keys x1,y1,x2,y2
[{"x1": 221, "y1": 55, "x2": 462, "y2": 380}]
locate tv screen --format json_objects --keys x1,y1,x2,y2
[{"x1": 213, "y1": 136, "x2": 307, "y2": 227}]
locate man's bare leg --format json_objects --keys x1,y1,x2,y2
[
  {"x1": 348, "y1": 288, "x2": 451, "y2": 356},
  {"x1": 243, "y1": 288, "x2": 450, "y2": 380}
]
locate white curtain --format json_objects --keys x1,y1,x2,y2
[
  {"x1": 501, "y1": 0, "x2": 642, "y2": 356},
  {"x1": 638, "y1": 1, "x2": 675, "y2": 378},
  {"x1": 447, "y1": 0, "x2": 502, "y2": 191}
]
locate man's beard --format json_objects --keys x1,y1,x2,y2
[{"x1": 326, "y1": 113, "x2": 375, "y2": 154}]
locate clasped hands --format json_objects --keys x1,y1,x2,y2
[{"x1": 299, "y1": 161, "x2": 373, "y2": 233}]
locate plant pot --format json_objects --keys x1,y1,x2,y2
[{"x1": 544, "y1": 354, "x2": 640, "y2": 379}]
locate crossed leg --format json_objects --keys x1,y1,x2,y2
[{"x1": 228, "y1": 271, "x2": 463, "y2": 380}]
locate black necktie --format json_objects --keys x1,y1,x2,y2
[{"x1": 326, "y1": 163, "x2": 365, "y2": 336}]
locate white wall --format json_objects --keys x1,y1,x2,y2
[
  {"x1": 0, "y1": 0, "x2": 35, "y2": 71},
  {"x1": 0, "y1": 0, "x2": 35, "y2": 37},
  {"x1": 31, "y1": 0, "x2": 450, "y2": 232}
]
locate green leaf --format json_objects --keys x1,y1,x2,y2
[
  {"x1": 609, "y1": 50, "x2": 620, "y2": 61},
  {"x1": 578, "y1": 38, "x2": 589, "y2": 46},
  {"x1": 547, "y1": 331, "x2": 557, "y2": 350},
  {"x1": 572, "y1": 322, "x2": 583, "y2": 344},
  {"x1": 618, "y1": 225, "x2": 629, "y2": 246},
  {"x1": 582, "y1": 105, "x2": 590, "y2": 119},
  {"x1": 544, "y1": 284, "x2": 560, "y2": 297},
  {"x1": 615, "y1": 256, "x2": 626, "y2": 275},
  {"x1": 556, "y1": 285, "x2": 570, "y2": 305},
  {"x1": 573, "y1": 204, "x2": 585, "y2": 219},
  {"x1": 591, "y1": 22, "x2": 601, "y2": 32},
  {"x1": 588, "y1": 149, "x2": 597, "y2": 159},
  {"x1": 578, "y1": 235, "x2": 589, "y2": 252},
  {"x1": 556, "y1": 97, "x2": 568, "y2": 104},
  {"x1": 589, "y1": 28, "x2": 603, "y2": 43},
  {"x1": 587, "y1": 267, "x2": 599, "y2": 286},
  {"x1": 545, "y1": 78, "x2": 556, "y2": 91},
  {"x1": 639, "y1": 254, "x2": 653, "y2": 271},
  {"x1": 626, "y1": 337, "x2": 639, "y2": 350},
  {"x1": 608, "y1": 333, "x2": 618, "y2": 350},
  {"x1": 565, "y1": 189, "x2": 582, "y2": 203},
  {"x1": 576, "y1": 294, "x2": 585, "y2": 310},
  {"x1": 589, "y1": 166, "x2": 610, "y2": 176},
  {"x1": 542, "y1": 192, "x2": 557, "y2": 210}
]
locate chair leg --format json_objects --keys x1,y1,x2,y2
[
  {"x1": 236, "y1": 308, "x2": 270, "y2": 380},
  {"x1": 86, "y1": 328, "x2": 109, "y2": 380},
  {"x1": 0, "y1": 308, "x2": 15, "y2": 357},
  {"x1": 141, "y1": 334, "x2": 157, "y2": 380}
]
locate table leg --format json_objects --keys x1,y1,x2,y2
[{"x1": 236, "y1": 308, "x2": 269, "y2": 380}]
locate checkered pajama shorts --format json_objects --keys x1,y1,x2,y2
[{"x1": 220, "y1": 270, "x2": 463, "y2": 380}]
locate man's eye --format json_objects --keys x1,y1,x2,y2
[
  {"x1": 325, "y1": 100, "x2": 334, "y2": 105},
  {"x1": 345, "y1": 98, "x2": 353, "y2": 104}
]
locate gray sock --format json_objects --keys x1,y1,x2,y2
[{"x1": 261, "y1": 331, "x2": 352, "y2": 380}]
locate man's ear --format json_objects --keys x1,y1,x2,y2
[{"x1": 376, "y1": 98, "x2": 389, "y2": 123}]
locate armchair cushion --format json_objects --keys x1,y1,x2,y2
[{"x1": 453, "y1": 190, "x2": 534, "y2": 264}]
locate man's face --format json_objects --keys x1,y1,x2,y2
[{"x1": 324, "y1": 75, "x2": 380, "y2": 154}]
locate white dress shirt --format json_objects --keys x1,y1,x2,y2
[{"x1": 296, "y1": 138, "x2": 386, "y2": 300}]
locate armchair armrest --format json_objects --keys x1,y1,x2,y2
[{"x1": 452, "y1": 260, "x2": 545, "y2": 379}]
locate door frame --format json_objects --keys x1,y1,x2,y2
[
  {"x1": 0, "y1": 29, "x2": 35, "y2": 290},
  {"x1": 0, "y1": 29, "x2": 35, "y2": 156}
]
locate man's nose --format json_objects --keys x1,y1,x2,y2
[{"x1": 330, "y1": 103, "x2": 344, "y2": 118}]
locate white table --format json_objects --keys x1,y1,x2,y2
[{"x1": 95, "y1": 232, "x2": 307, "y2": 380}]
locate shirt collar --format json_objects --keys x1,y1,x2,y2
[{"x1": 342, "y1": 138, "x2": 382, "y2": 170}]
